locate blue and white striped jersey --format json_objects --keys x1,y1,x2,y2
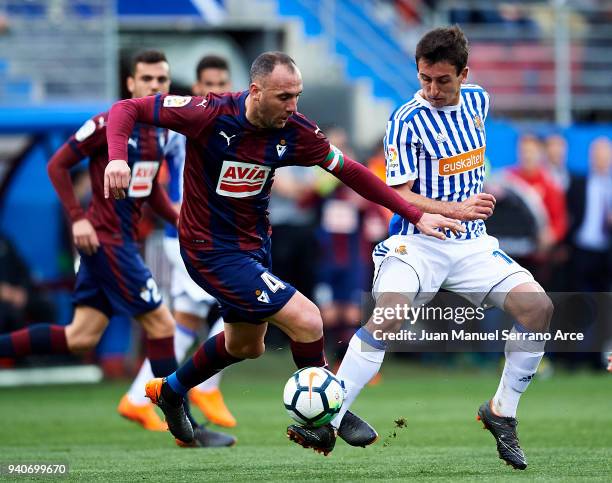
[
  {"x1": 163, "y1": 130, "x2": 186, "y2": 238},
  {"x1": 384, "y1": 84, "x2": 490, "y2": 240}
]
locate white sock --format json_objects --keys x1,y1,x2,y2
[
  {"x1": 492, "y1": 325, "x2": 545, "y2": 418},
  {"x1": 126, "y1": 324, "x2": 197, "y2": 405},
  {"x1": 195, "y1": 317, "x2": 224, "y2": 392},
  {"x1": 331, "y1": 328, "x2": 386, "y2": 428}
]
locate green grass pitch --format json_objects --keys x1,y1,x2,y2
[{"x1": 1, "y1": 354, "x2": 610, "y2": 481}]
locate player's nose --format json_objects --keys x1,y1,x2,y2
[{"x1": 286, "y1": 99, "x2": 298, "y2": 113}]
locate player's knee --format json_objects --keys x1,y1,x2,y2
[
  {"x1": 227, "y1": 341, "x2": 265, "y2": 359},
  {"x1": 291, "y1": 305, "x2": 323, "y2": 340},
  {"x1": 518, "y1": 293, "x2": 554, "y2": 332},
  {"x1": 138, "y1": 306, "x2": 175, "y2": 339}
]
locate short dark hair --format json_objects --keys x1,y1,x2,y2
[
  {"x1": 415, "y1": 25, "x2": 468, "y2": 74},
  {"x1": 195, "y1": 55, "x2": 230, "y2": 80},
  {"x1": 130, "y1": 50, "x2": 168, "y2": 76},
  {"x1": 249, "y1": 51, "x2": 296, "y2": 83}
]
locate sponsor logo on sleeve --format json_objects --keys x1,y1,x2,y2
[
  {"x1": 128, "y1": 161, "x2": 160, "y2": 197},
  {"x1": 438, "y1": 146, "x2": 485, "y2": 176},
  {"x1": 216, "y1": 160, "x2": 271, "y2": 198},
  {"x1": 74, "y1": 119, "x2": 96, "y2": 142},
  {"x1": 163, "y1": 95, "x2": 192, "y2": 108},
  {"x1": 387, "y1": 145, "x2": 399, "y2": 169}
]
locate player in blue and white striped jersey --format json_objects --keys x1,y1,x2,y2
[
  {"x1": 330, "y1": 26, "x2": 554, "y2": 470},
  {"x1": 385, "y1": 81, "x2": 490, "y2": 239},
  {"x1": 120, "y1": 55, "x2": 238, "y2": 429}
]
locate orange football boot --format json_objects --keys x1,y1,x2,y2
[
  {"x1": 117, "y1": 394, "x2": 168, "y2": 431},
  {"x1": 189, "y1": 388, "x2": 237, "y2": 428}
]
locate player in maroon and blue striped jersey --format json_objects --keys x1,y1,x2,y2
[
  {"x1": 104, "y1": 52, "x2": 464, "y2": 451},
  {"x1": 0, "y1": 50, "x2": 234, "y2": 448}
]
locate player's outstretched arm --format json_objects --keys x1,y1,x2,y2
[
  {"x1": 105, "y1": 95, "x2": 209, "y2": 199},
  {"x1": 332, "y1": 157, "x2": 464, "y2": 240},
  {"x1": 394, "y1": 183, "x2": 496, "y2": 221}
]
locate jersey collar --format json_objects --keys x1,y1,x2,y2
[{"x1": 414, "y1": 90, "x2": 462, "y2": 112}]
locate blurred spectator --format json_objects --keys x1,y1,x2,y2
[
  {"x1": 269, "y1": 166, "x2": 318, "y2": 300},
  {"x1": 544, "y1": 133, "x2": 571, "y2": 192},
  {"x1": 0, "y1": 233, "x2": 54, "y2": 334},
  {"x1": 566, "y1": 136, "x2": 612, "y2": 292},
  {"x1": 509, "y1": 134, "x2": 568, "y2": 251},
  {"x1": 314, "y1": 128, "x2": 388, "y2": 366},
  {"x1": 505, "y1": 134, "x2": 569, "y2": 288},
  {"x1": 450, "y1": 2, "x2": 540, "y2": 39}
]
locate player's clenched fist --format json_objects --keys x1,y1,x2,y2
[
  {"x1": 72, "y1": 219, "x2": 100, "y2": 255},
  {"x1": 104, "y1": 160, "x2": 131, "y2": 199},
  {"x1": 416, "y1": 213, "x2": 466, "y2": 241}
]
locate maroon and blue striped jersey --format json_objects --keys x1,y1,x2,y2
[
  {"x1": 108, "y1": 92, "x2": 344, "y2": 251},
  {"x1": 48, "y1": 111, "x2": 175, "y2": 246}
]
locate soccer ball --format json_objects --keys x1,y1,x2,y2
[{"x1": 283, "y1": 367, "x2": 344, "y2": 427}]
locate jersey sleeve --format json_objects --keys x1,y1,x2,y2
[
  {"x1": 289, "y1": 114, "x2": 335, "y2": 169},
  {"x1": 107, "y1": 94, "x2": 213, "y2": 161},
  {"x1": 67, "y1": 112, "x2": 108, "y2": 158},
  {"x1": 47, "y1": 113, "x2": 107, "y2": 222},
  {"x1": 481, "y1": 89, "x2": 491, "y2": 120},
  {"x1": 384, "y1": 118, "x2": 419, "y2": 186}
]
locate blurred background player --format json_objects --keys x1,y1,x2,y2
[
  {"x1": 103, "y1": 51, "x2": 464, "y2": 449},
  {"x1": 119, "y1": 54, "x2": 237, "y2": 429},
  {"x1": 0, "y1": 50, "x2": 234, "y2": 448}
]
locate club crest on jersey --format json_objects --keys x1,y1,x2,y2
[
  {"x1": 216, "y1": 160, "x2": 271, "y2": 198},
  {"x1": 473, "y1": 115, "x2": 484, "y2": 131},
  {"x1": 276, "y1": 139, "x2": 287, "y2": 158},
  {"x1": 436, "y1": 132, "x2": 447, "y2": 144},
  {"x1": 163, "y1": 95, "x2": 192, "y2": 108},
  {"x1": 395, "y1": 245, "x2": 408, "y2": 255}
]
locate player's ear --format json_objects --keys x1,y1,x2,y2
[
  {"x1": 192, "y1": 82, "x2": 201, "y2": 96},
  {"x1": 459, "y1": 67, "x2": 469, "y2": 83},
  {"x1": 249, "y1": 82, "x2": 261, "y2": 102},
  {"x1": 126, "y1": 76, "x2": 135, "y2": 95}
]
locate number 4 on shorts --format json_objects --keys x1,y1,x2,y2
[{"x1": 260, "y1": 272, "x2": 286, "y2": 293}]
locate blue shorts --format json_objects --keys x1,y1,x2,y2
[
  {"x1": 318, "y1": 266, "x2": 364, "y2": 305},
  {"x1": 72, "y1": 242, "x2": 162, "y2": 318},
  {"x1": 180, "y1": 239, "x2": 296, "y2": 324}
]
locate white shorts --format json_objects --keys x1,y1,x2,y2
[
  {"x1": 372, "y1": 234, "x2": 535, "y2": 309},
  {"x1": 163, "y1": 237, "x2": 217, "y2": 315}
]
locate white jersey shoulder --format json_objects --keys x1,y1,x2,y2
[{"x1": 384, "y1": 84, "x2": 490, "y2": 239}]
